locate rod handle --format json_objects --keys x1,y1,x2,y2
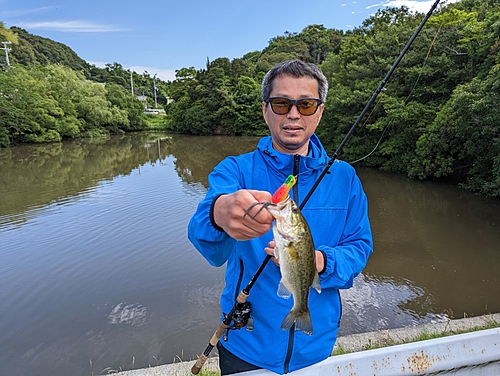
[{"x1": 191, "y1": 322, "x2": 228, "y2": 374}]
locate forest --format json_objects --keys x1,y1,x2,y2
[{"x1": 0, "y1": 0, "x2": 499, "y2": 196}]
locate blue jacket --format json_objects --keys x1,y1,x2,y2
[{"x1": 188, "y1": 135, "x2": 373, "y2": 374}]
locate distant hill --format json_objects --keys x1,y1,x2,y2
[
  {"x1": 5, "y1": 26, "x2": 93, "y2": 77},
  {"x1": 0, "y1": 23, "x2": 166, "y2": 100}
]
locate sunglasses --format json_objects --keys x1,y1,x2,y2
[{"x1": 266, "y1": 97, "x2": 323, "y2": 116}]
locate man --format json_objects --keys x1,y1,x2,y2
[{"x1": 188, "y1": 59, "x2": 373, "y2": 375}]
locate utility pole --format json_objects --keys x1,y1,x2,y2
[
  {"x1": 153, "y1": 74, "x2": 158, "y2": 108},
  {"x1": 130, "y1": 70, "x2": 134, "y2": 95},
  {"x1": 1, "y1": 41, "x2": 12, "y2": 67}
]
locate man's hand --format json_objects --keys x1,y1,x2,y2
[{"x1": 213, "y1": 190, "x2": 274, "y2": 240}]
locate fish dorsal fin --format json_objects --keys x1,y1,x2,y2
[{"x1": 277, "y1": 280, "x2": 292, "y2": 299}]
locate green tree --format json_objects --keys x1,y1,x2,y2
[
  {"x1": 256, "y1": 32, "x2": 310, "y2": 73},
  {"x1": 105, "y1": 83, "x2": 146, "y2": 131},
  {"x1": 409, "y1": 65, "x2": 500, "y2": 196},
  {"x1": 76, "y1": 80, "x2": 129, "y2": 134},
  {"x1": 232, "y1": 76, "x2": 267, "y2": 136},
  {"x1": 0, "y1": 66, "x2": 64, "y2": 145},
  {"x1": 298, "y1": 24, "x2": 344, "y2": 64},
  {"x1": 9, "y1": 27, "x2": 91, "y2": 74}
]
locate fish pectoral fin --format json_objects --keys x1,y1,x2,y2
[
  {"x1": 277, "y1": 280, "x2": 292, "y2": 299},
  {"x1": 312, "y1": 272, "x2": 321, "y2": 294},
  {"x1": 286, "y1": 244, "x2": 299, "y2": 260}
]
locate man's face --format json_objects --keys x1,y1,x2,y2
[{"x1": 262, "y1": 74, "x2": 324, "y2": 156}]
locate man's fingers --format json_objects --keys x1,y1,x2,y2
[
  {"x1": 244, "y1": 203, "x2": 275, "y2": 225},
  {"x1": 228, "y1": 218, "x2": 271, "y2": 241},
  {"x1": 242, "y1": 201, "x2": 263, "y2": 219},
  {"x1": 248, "y1": 189, "x2": 272, "y2": 203},
  {"x1": 264, "y1": 240, "x2": 279, "y2": 266},
  {"x1": 214, "y1": 189, "x2": 274, "y2": 240}
]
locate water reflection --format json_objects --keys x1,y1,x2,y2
[
  {"x1": 339, "y1": 273, "x2": 447, "y2": 336},
  {"x1": 0, "y1": 133, "x2": 167, "y2": 228},
  {"x1": 162, "y1": 135, "x2": 259, "y2": 187},
  {"x1": 0, "y1": 133, "x2": 499, "y2": 376}
]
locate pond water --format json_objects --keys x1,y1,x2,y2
[{"x1": 1, "y1": 133, "x2": 499, "y2": 375}]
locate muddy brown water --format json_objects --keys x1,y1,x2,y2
[{"x1": 1, "y1": 133, "x2": 499, "y2": 375}]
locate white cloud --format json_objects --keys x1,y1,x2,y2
[
  {"x1": 1, "y1": 6, "x2": 55, "y2": 17},
  {"x1": 366, "y1": 2, "x2": 386, "y2": 9},
  {"x1": 367, "y1": 0, "x2": 461, "y2": 13},
  {"x1": 17, "y1": 21, "x2": 124, "y2": 33}
]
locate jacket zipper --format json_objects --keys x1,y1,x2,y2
[
  {"x1": 284, "y1": 323, "x2": 295, "y2": 374},
  {"x1": 283, "y1": 154, "x2": 301, "y2": 374},
  {"x1": 292, "y1": 154, "x2": 300, "y2": 203}
]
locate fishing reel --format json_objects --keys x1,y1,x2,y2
[{"x1": 223, "y1": 301, "x2": 253, "y2": 341}]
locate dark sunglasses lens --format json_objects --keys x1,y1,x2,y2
[
  {"x1": 297, "y1": 99, "x2": 319, "y2": 115},
  {"x1": 269, "y1": 98, "x2": 319, "y2": 115},
  {"x1": 270, "y1": 98, "x2": 292, "y2": 114}
]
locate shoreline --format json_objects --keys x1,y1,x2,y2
[{"x1": 115, "y1": 313, "x2": 500, "y2": 376}]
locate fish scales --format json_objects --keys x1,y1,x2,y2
[{"x1": 267, "y1": 196, "x2": 321, "y2": 335}]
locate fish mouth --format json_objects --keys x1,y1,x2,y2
[
  {"x1": 266, "y1": 205, "x2": 282, "y2": 218},
  {"x1": 266, "y1": 197, "x2": 290, "y2": 217}
]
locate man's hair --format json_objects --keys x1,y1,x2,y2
[{"x1": 261, "y1": 59, "x2": 328, "y2": 103}]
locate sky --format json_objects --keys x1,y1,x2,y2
[{"x1": 1, "y1": 0, "x2": 460, "y2": 82}]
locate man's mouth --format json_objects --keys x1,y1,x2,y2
[{"x1": 282, "y1": 125, "x2": 303, "y2": 132}]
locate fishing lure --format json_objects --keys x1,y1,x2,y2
[{"x1": 272, "y1": 175, "x2": 297, "y2": 204}]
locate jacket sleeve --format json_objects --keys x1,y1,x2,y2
[
  {"x1": 317, "y1": 172, "x2": 373, "y2": 290},
  {"x1": 187, "y1": 158, "x2": 242, "y2": 267}
]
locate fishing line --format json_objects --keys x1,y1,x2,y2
[{"x1": 349, "y1": 23, "x2": 444, "y2": 165}]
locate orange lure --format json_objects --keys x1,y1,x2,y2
[{"x1": 272, "y1": 175, "x2": 297, "y2": 204}]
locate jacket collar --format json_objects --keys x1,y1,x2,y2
[{"x1": 257, "y1": 134, "x2": 330, "y2": 179}]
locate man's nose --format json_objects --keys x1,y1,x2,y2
[{"x1": 287, "y1": 103, "x2": 301, "y2": 118}]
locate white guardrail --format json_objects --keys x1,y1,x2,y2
[{"x1": 239, "y1": 327, "x2": 500, "y2": 376}]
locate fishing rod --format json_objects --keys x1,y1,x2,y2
[
  {"x1": 301, "y1": 0, "x2": 441, "y2": 209},
  {"x1": 191, "y1": 1, "x2": 441, "y2": 373}
]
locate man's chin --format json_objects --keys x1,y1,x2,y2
[{"x1": 278, "y1": 140, "x2": 308, "y2": 154}]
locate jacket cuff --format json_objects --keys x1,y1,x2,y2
[
  {"x1": 319, "y1": 250, "x2": 327, "y2": 275},
  {"x1": 210, "y1": 194, "x2": 226, "y2": 233}
]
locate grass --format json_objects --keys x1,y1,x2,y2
[
  {"x1": 195, "y1": 369, "x2": 220, "y2": 376},
  {"x1": 143, "y1": 115, "x2": 170, "y2": 129},
  {"x1": 331, "y1": 315, "x2": 500, "y2": 356}
]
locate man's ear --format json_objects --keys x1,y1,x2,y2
[{"x1": 262, "y1": 101, "x2": 268, "y2": 120}]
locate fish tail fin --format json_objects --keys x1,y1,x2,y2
[{"x1": 281, "y1": 309, "x2": 313, "y2": 336}]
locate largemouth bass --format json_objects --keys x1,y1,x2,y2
[{"x1": 266, "y1": 196, "x2": 321, "y2": 335}]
